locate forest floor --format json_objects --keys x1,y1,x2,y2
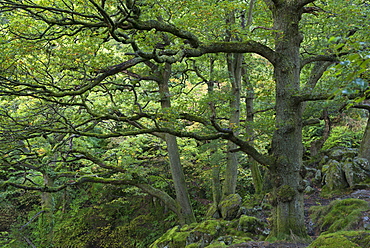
[
  {"x1": 304, "y1": 187, "x2": 370, "y2": 237},
  {"x1": 231, "y1": 188, "x2": 370, "y2": 248}
]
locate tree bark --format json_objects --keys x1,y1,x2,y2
[{"x1": 268, "y1": 2, "x2": 308, "y2": 240}]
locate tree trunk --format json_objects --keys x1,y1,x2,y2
[
  {"x1": 164, "y1": 134, "x2": 196, "y2": 224},
  {"x1": 243, "y1": 0, "x2": 263, "y2": 194},
  {"x1": 158, "y1": 63, "x2": 196, "y2": 224},
  {"x1": 310, "y1": 109, "x2": 331, "y2": 157},
  {"x1": 245, "y1": 78, "x2": 263, "y2": 194},
  {"x1": 222, "y1": 53, "x2": 242, "y2": 198},
  {"x1": 39, "y1": 172, "x2": 54, "y2": 247},
  {"x1": 268, "y1": 2, "x2": 308, "y2": 240},
  {"x1": 207, "y1": 59, "x2": 222, "y2": 209},
  {"x1": 211, "y1": 164, "x2": 222, "y2": 205},
  {"x1": 359, "y1": 111, "x2": 370, "y2": 162}
]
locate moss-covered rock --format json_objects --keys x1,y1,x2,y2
[
  {"x1": 322, "y1": 160, "x2": 349, "y2": 191},
  {"x1": 312, "y1": 169, "x2": 322, "y2": 186},
  {"x1": 194, "y1": 220, "x2": 223, "y2": 236},
  {"x1": 206, "y1": 203, "x2": 221, "y2": 219},
  {"x1": 329, "y1": 148, "x2": 357, "y2": 161},
  {"x1": 308, "y1": 230, "x2": 370, "y2": 248},
  {"x1": 186, "y1": 220, "x2": 224, "y2": 246},
  {"x1": 304, "y1": 186, "x2": 316, "y2": 194},
  {"x1": 230, "y1": 236, "x2": 253, "y2": 245},
  {"x1": 343, "y1": 158, "x2": 370, "y2": 188},
  {"x1": 354, "y1": 158, "x2": 370, "y2": 171},
  {"x1": 150, "y1": 226, "x2": 191, "y2": 248},
  {"x1": 185, "y1": 244, "x2": 201, "y2": 248},
  {"x1": 310, "y1": 198, "x2": 370, "y2": 234},
  {"x1": 150, "y1": 221, "x2": 225, "y2": 248},
  {"x1": 237, "y1": 215, "x2": 265, "y2": 234},
  {"x1": 219, "y1": 194, "x2": 242, "y2": 220},
  {"x1": 320, "y1": 148, "x2": 370, "y2": 191},
  {"x1": 150, "y1": 217, "x2": 259, "y2": 248},
  {"x1": 214, "y1": 236, "x2": 234, "y2": 245},
  {"x1": 343, "y1": 158, "x2": 356, "y2": 188}
]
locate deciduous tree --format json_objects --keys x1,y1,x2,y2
[{"x1": 0, "y1": 0, "x2": 369, "y2": 241}]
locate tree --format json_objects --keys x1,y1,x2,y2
[
  {"x1": 139, "y1": 60, "x2": 196, "y2": 224},
  {"x1": 0, "y1": 0, "x2": 369, "y2": 241}
]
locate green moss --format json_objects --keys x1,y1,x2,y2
[
  {"x1": 151, "y1": 218, "x2": 259, "y2": 248},
  {"x1": 232, "y1": 236, "x2": 253, "y2": 244},
  {"x1": 320, "y1": 187, "x2": 347, "y2": 198},
  {"x1": 180, "y1": 223, "x2": 198, "y2": 232},
  {"x1": 150, "y1": 226, "x2": 191, "y2": 248},
  {"x1": 310, "y1": 198, "x2": 369, "y2": 234},
  {"x1": 238, "y1": 215, "x2": 260, "y2": 232},
  {"x1": 206, "y1": 204, "x2": 219, "y2": 219},
  {"x1": 308, "y1": 231, "x2": 370, "y2": 248},
  {"x1": 218, "y1": 194, "x2": 242, "y2": 220},
  {"x1": 277, "y1": 185, "x2": 296, "y2": 202},
  {"x1": 173, "y1": 231, "x2": 192, "y2": 241},
  {"x1": 206, "y1": 241, "x2": 229, "y2": 247},
  {"x1": 227, "y1": 229, "x2": 246, "y2": 237},
  {"x1": 194, "y1": 220, "x2": 224, "y2": 236},
  {"x1": 151, "y1": 220, "x2": 227, "y2": 248},
  {"x1": 185, "y1": 243, "x2": 200, "y2": 248},
  {"x1": 340, "y1": 230, "x2": 370, "y2": 247},
  {"x1": 308, "y1": 234, "x2": 358, "y2": 248},
  {"x1": 267, "y1": 232, "x2": 311, "y2": 244}
]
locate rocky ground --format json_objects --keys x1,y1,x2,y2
[
  {"x1": 231, "y1": 188, "x2": 370, "y2": 248},
  {"x1": 305, "y1": 188, "x2": 370, "y2": 236}
]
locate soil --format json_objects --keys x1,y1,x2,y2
[{"x1": 231, "y1": 187, "x2": 370, "y2": 248}]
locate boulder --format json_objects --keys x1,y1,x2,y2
[
  {"x1": 343, "y1": 158, "x2": 370, "y2": 188},
  {"x1": 354, "y1": 157, "x2": 370, "y2": 172},
  {"x1": 329, "y1": 148, "x2": 357, "y2": 161},
  {"x1": 322, "y1": 160, "x2": 348, "y2": 191},
  {"x1": 343, "y1": 158, "x2": 355, "y2": 188},
  {"x1": 205, "y1": 204, "x2": 221, "y2": 219},
  {"x1": 218, "y1": 194, "x2": 242, "y2": 220},
  {"x1": 237, "y1": 215, "x2": 265, "y2": 234},
  {"x1": 149, "y1": 225, "x2": 189, "y2": 248},
  {"x1": 304, "y1": 186, "x2": 315, "y2": 194},
  {"x1": 312, "y1": 169, "x2": 322, "y2": 186}
]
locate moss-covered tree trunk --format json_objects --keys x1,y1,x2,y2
[
  {"x1": 358, "y1": 105, "x2": 370, "y2": 162},
  {"x1": 39, "y1": 172, "x2": 54, "y2": 247},
  {"x1": 158, "y1": 63, "x2": 196, "y2": 225},
  {"x1": 268, "y1": 1, "x2": 308, "y2": 240}
]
